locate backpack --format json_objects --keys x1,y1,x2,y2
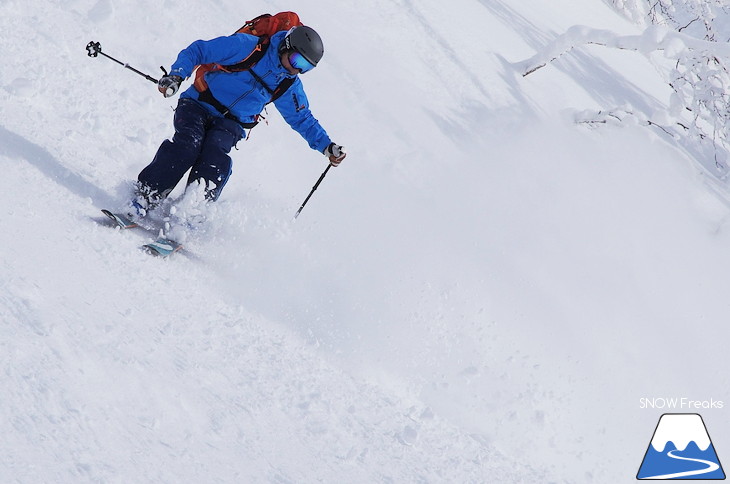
[
  {"x1": 237, "y1": 11, "x2": 301, "y2": 37},
  {"x1": 193, "y1": 12, "x2": 303, "y2": 126}
]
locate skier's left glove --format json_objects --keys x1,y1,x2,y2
[
  {"x1": 158, "y1": 75, "x2": 183, "y2": 98},
  {"x1": 324, "y1": 143, "x2": 346, "y2": 166}
]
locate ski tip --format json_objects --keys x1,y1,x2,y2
[
  {"x1": 142, "y1": 238, "x2": 183, "y2": 257},
  {"x1": 101, "y1": 209, "x2": 138, "y2": 229}
]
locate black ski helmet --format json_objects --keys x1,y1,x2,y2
[{"x1": 280, "y1": 26, "x2": 324, "y2": 67}]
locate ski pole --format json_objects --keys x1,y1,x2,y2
[
  {"x1": 86, "y1": 41, "x2": 164, "y2": 84},
  {"x1": 294, "y1": 164, "x2": 332, "y2": 220}
]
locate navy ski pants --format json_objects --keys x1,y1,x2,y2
[{"x1": 138, "y1": 98, "x2": 245, "y2": 201}]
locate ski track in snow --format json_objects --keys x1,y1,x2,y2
[{"x1": 3, "y1": 0, "x2": 730, "y2": 482}]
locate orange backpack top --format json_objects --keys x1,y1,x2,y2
[
  {"x1": 237, "y1": 12, "x2": 301, "y2": 37},
  {"x1": 193, "y1": 12, "x2": 302, "y2": 93}
]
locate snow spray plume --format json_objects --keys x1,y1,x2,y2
[{"x1": 86, "y1": 41, "x2": 164, "y2": 84}]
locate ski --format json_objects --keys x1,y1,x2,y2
[{"x1": 100, "y1": 209, "x2": 184, "y2": 258}]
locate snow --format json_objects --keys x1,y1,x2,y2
[{"x1": 2, "y1": 0, "x2": 730, "y2": 482}]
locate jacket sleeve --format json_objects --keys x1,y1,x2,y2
[
  {"x1": 273, "y1": 78, "x2": 332, "y2": 153},
  {"x1": 168, "y1": 34, "x2": 261, "y2": 79}
]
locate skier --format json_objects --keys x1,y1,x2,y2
[{"x1": 127, "y1": 24, "x2": 346, "y2": 218}]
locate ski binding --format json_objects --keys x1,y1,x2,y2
[{"x1": 101, "y1": 209, "x2": 183, "y2": 258}]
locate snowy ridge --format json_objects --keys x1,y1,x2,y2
[{"x1": 3, "y1": 0, "x2": 730, "y2": 482}]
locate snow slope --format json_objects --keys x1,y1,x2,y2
[{"x1": 3, "y1": 0, "x2": 730, "y2": 482}]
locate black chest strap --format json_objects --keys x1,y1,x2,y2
[{"x1": 248, "y1": 68, "x2": 296, "y2": 103}]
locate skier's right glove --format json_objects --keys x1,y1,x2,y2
[
  {"x1": 158, "y1": 75, "x2": 183, "y2": 98},
  {"x1": 324, "y1": 143, "x2": 346, "y2": 166}
]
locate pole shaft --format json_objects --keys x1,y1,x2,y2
[
  {"x1": 294, "y1": 164, "x2": 331, "y2": 219},
  {"x1": 89, "y1": 42, "x2": 159, "y2": 84}
]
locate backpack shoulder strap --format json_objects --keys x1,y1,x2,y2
[{"x1": 220, "y1": 36, "x2": 270, "y2": 72}]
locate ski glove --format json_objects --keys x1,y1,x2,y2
[
  {"x1": 324, "y1": 143, "x2": 346, "y2": 166},
  {"x1": 158, "y1": 75, "x2": 183, "y2": 98}
]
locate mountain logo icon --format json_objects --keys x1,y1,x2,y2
[{"x1": 637, "y1": 413, "x2": 726, "y2": 480}]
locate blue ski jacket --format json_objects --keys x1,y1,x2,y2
[{"x1": 169, "y1": 31, "x2": 332, "y2": 153}]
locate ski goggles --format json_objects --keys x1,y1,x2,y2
[{"x1": 289, "y1": 51, "x2": 315, "y2": 74}]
